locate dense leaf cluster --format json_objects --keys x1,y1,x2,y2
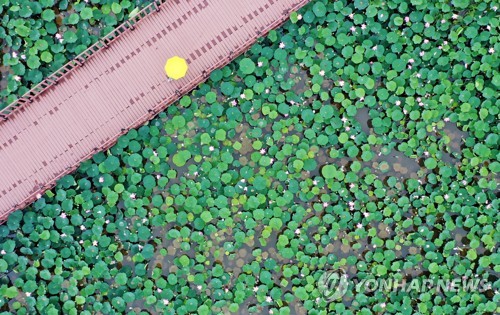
[{"x1": 0, "y1": 0, "x2": 498, "y2": 314}]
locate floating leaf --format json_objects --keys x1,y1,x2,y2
[
  {"x1": 80, "y1": 8, "x2": 93, "y2": 20},
  {"x1": 321, "y1": 165, "x2": 336, "y2": 179},
  {"x1": 239, "y1": 58, "x2": 255, "y2": 75}
]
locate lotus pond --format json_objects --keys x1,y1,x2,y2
[{"x1": 0, "y1": 0, "x2": 499, "y2": 314}]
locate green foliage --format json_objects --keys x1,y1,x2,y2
[
  {"x1": 239, "y1": 58, "x2": 256, "y2": 75},
  {"x1": 0, "y1": 0, "x2": 498, "y2": 314}
]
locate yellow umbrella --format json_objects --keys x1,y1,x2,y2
[{"x1": 164, "y1": 56, "x2": 188, "y2": 80}]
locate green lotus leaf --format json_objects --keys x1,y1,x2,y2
[{"x1": 239, "y1": 58, "x2": 255, "y2": 75}]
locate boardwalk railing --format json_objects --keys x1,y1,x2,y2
[{"x1": 0, "y1": 0, "x2": 164, "y2": 121}]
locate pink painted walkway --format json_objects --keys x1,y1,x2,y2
[{"x1": 0, "y1": 0, "x2": 310, "y2": 221}]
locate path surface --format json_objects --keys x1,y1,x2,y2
[{"x1": 0, "y1": 0, "x2": 309, "y2": 220}]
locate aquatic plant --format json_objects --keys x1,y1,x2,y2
[{"x1": 0, "y1": 0, "x2": 498, "y2": 314}]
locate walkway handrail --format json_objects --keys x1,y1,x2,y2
[{"x1": 0, "y1": 0, "x2": 164, "y2": 122}]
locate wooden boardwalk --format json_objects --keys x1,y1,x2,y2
[{"x1": 0, "y1": 0, "x2": 309, "y2": 220}]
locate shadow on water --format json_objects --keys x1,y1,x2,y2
[
  {"x1": 354, "y1": 107, "x2": 371, "y2": 136},
  {"x1": 443, "y1": 122, "x2": 468, "y2": 153}
]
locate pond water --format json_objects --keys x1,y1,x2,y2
[{"x1": 105, "y1": 73, "x2": 483, "y2": 314}]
